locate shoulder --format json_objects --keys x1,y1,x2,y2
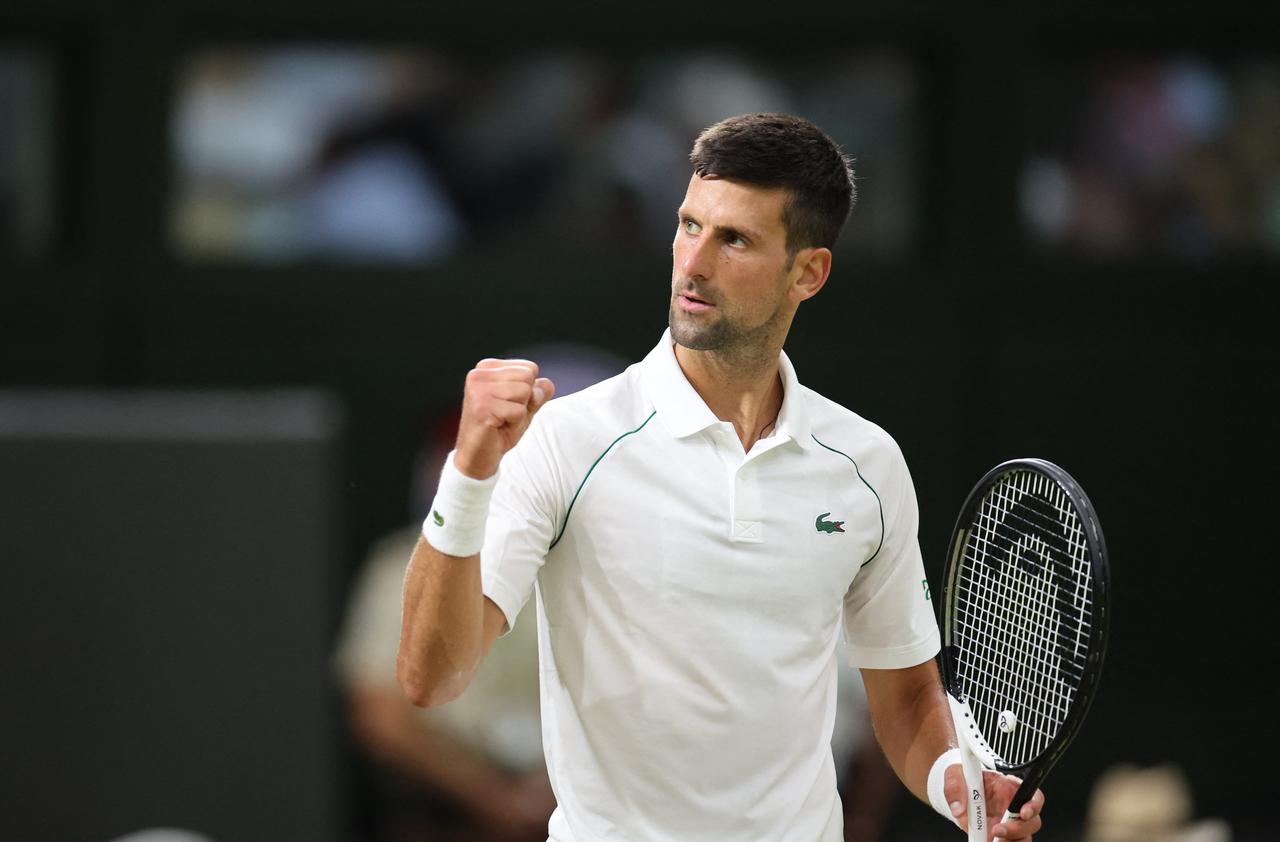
[
  {"x1": 529, "y1": 362, "x2": 654, "y2": 447},
  {"x1": 801, "y1": 386, "x2": 910, "y2": 483},
  {"x1": 803, "y1": 386, "x2": 900, "y2": 456}
]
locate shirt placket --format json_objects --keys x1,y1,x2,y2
[{"x1": 728, "y1": 426, "x2": 764, "y2": 544}]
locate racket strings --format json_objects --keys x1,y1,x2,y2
[
  {"x1": 971, "y1": 504, "x2": 1093, "y2": 678},
  {"x1": 953, "y1": 470, "x2": 1094, "y2": 768},
  {"x1": 968, "y1": 473, "x2": 1085, "y2": 757},
  {"x1": 966, "y1": 473, "x2": 1090, "y2": 757},
  {"x1": 959, "y1": 494, "x2": 1067, "y2": 761}
]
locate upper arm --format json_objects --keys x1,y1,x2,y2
[
  {"x1": 859, "y1": 659, "x2": 942, "y2": 723},
  {"x1": 842, "y1": 441, "x2": 939, "y2": 668}
]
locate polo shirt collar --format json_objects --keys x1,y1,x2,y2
[
  {"x1": 774, "y1": 344, "x2": 813, "y2": 451},
  {"x1": 641, "y1": 329, "x2": 812, "y2": 451}
]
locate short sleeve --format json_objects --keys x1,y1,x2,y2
[
  {"x1": 480, "y1": 412, "x2": 563, "y2": 633},
  {"x1": 842, "y1": 443, "x2": 941, "y2": 668}
]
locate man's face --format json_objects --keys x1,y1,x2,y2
[{"x1": 669, "y1": 174, "x2": 798, "y2": 353}]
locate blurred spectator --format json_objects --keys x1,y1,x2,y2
[
  {"x1": 299, "y1": 113, "x2": 464, "y2": 263},
  {"x1": 1021, "y1": 55, "x2": 1280, "y2": 260},
  {"x1": 335, "y1": 521, "x2": 551, "y2": 842},
  {"x1": 171, "y1": 47, "x2": 920, "y2": 263},
  {"x1": 333, "y1": 343, "x2": 624, "y2": 841},
  {"x1": 172, "y1": 49, "x2": 465, "y2": 263},
  {"x1": 1084, "y1": 763, "x2": 1231, "y2": 842}
]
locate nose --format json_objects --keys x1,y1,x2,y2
[{"x1": 678, "y1": 229, "x2": 715, "y2": 281}]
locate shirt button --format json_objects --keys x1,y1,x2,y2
[{"x1": 732, "y1": 520, "x2": 762, "y2": 542}]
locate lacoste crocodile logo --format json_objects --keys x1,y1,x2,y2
[
  {"x1": 432, "y1": 510, "x2": 445, "y2": 527},
  {"x1": 815, "y1": 513, "x2": 845, "y2": 534}
]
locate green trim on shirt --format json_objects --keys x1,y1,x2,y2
[
  {"x1": 810, "y1": 434, "x2": 885, "y2": 567},
  {"x1": 550, "y1": 409, "x2": 658, "y2": 550}
]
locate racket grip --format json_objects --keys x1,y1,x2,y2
[{"x1": 958, "y1": 742, "x2": 988, "y2": 842}]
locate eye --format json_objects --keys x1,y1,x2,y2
[
  {"x1": 682, "y1": 218, "x2": 702, "y2": 235},
  {"x1": 725, "y1": 232, "x2": 747, "y2": 248}
]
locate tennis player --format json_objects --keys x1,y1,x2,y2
[{"x1": 398, "y1": 113, "x2": 1046, "y2": 841}]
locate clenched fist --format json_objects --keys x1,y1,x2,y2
[{"x1": 454, "y1": 359, "x2": 555, "y2": 480}]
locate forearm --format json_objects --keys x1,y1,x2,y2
[
  {"x1": 396, "y1": 535, "x2": 487, "y2": 707},
  {"x1": 862, "y1": 662, "x2": 956, "y2": 804}
]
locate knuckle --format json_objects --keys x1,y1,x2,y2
[
  {"x1": 503, "y1": 359, "x2": 537, "y2": 380},
  {"x1": 496, "y1": 402, "x2": 525, "y2": 421}
]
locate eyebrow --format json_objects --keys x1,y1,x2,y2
[{"x1": 678, "y1": 210, "x2": 763, "y2": 245}]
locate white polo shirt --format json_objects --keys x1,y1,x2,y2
[{"x1": 480, "y1": 330, "x2": 940, "y2": 842}]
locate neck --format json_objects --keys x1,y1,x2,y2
[{"x1": 673, "y1": 340, "x2": 784, "y2": 451}]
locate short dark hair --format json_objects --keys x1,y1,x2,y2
[{"x1": 689, "y1": 113, "x2": 856, "y2": 253}]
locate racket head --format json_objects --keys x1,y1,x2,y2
[{"x1": 939, "y1": 458, "x2": 1110, "y2": 800}]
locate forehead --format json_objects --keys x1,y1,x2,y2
[{"x1": 678, "y1": 175, "x2": 788, "y2": 238}]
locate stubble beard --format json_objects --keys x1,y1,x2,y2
[
  {"x1": 668, "y1": 288, "x2": 791, "y2": 369},
  {"x1": 668, "y1": 252, "x2": 797, "y2": 356},
  {"x1": 669, "y1": 303, "x2": 735, "y2": 351}
]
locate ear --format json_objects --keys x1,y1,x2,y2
[{"x1": 787, "y1": 247, "x2": 833, "y2": 304}]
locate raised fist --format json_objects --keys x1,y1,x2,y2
[{"x1": 454, "y1": 359, "x2": 555, "y2": 480}]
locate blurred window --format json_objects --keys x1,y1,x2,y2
[
  {"x1": 1021, "y1": 54, "x2": 1280, "y2": 261},
  {"x1": 0, "y1": 48, "x2": 56, "y2": 259},
  {"x1": 170, "y1": 46, "x2": 921, "y2": 264}
]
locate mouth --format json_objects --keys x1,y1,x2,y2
[{"x1": 677, "y1": 291, "x2": 714, "y2": 313}]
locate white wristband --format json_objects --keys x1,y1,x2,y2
[
  {"x1": 422, "y1": 450, "x2": 498, "y2": 557},
  {"x1": 928, "y1": 748, "x2": 964, "y2": 828}
]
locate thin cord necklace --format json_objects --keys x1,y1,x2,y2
[{"x1": 757, "y1": 415, "x2": 778, "y2": 440}]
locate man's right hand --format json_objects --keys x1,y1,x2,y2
[{"x1": 454, "y1": 359, "x2": 555, "y2": 480}]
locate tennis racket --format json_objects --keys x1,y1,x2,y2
[{"x1": 939, "y1": 458, "x2": 1110, "y2": 840}]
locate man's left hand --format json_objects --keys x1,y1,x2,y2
[{"x1": 944, "y1": 764, "x2": 1044, "y2": 840}]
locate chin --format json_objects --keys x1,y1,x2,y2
[{"x1": 669, "y1": 311, "x2": 727, "y2": 351}]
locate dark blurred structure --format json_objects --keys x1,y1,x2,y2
[
  {"x1": 0, "y1": 47, "x2": 56, "y2": 257},
  {"x1": 0, "y1": 391, "x2": 342, "y2": 842},
  {"x1": 1, "y1": 1, "x2": 1277, "y2": 840}
]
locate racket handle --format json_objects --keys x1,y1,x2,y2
[
  {"x1": 958, "y1": 741, "x2": 988, "y2": 842},
  {"x1": 946, "y1": 693, "x2": 988, "y2": 841}
]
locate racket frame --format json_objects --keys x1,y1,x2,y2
[{"x1": 938, "y1": 457, "x2": 1111, "y2": 823}]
